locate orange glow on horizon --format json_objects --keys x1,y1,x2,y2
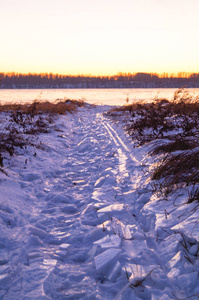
[
  {"x1": 1, "y1": 1, "x2": 199, "y2": 76},
  {"x1": 1, "y1": 71, "x2": 197, "y2": 79}
]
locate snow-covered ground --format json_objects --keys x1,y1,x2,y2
[{"x1": 0, "y1": 105, "x2": 198, "y2": 299}]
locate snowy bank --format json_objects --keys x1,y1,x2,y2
[{"x1": 0, "y1": 101, "x2": 198, "y2": 299}]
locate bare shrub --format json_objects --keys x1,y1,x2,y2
[
  {"x1": 152, "y1": 150, "x2": 199, "y2": 184},
  {"x1": 108, "y1": 88, "x2": 199, "y2": 200},
  {"x1": 0, "y1": 99, "x2": 85, "y2": 171}
]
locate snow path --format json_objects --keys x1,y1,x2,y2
[{"x1": 0, "y1": 106, "x2": 199, "y2": 299}]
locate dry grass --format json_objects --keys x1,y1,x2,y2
[
  {"x1": 149, "y1": 90, "x2": 199, "y2": 196},
  {"x1": 0, "y1": 99, "x2": 85, "y2": 171},
  {"x1": 106, "y1": 101, "x2": 146, "y2": 115},
  {"x1": 187, "y1": 186, "x2": 199, "y2": 203},
  {"x1": 110, "y1": 88, "x2": 198, "y2": 147},
  {"x1": 126, "y1": 100, "x2": 199, "y2": 146},
  {"x1": 152, "y1": 150, "x2": 199, "y2": 184},
  {"x1": 0, "y1": 99, "x2": 85, "y2": 115},
  {"x1": 108, "y1": 88, "x2": 199, "y2": 201},
  {"x1": 150, "y1": 138, "x2": 198, "y2": 155}
]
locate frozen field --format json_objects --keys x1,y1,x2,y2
[
  {"x1": 0, "y1": 104, "x2": 198, "y2": 299},
  {"x1": 1, "y1": 88, "x2": 199, "y2": 106}
]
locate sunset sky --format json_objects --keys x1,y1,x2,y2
[{"x1": 1, "y1": 0, "x2": 199, "y2": 76}]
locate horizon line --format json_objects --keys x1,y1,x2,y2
[{"x1": 1, "y1": 71, "x2": 199, "y2": 78}]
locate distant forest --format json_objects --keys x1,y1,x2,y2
[{"x1": 1, "y1": 72, "x2": 199, "y2": 88}]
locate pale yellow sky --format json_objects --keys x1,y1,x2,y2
[{"x1": 0, "y1": 0, "x2": 199, "y2": 75}]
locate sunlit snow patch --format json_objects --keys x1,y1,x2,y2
[
  {"x1": 168, "y1": 251, "x2": 182, "y2": 268},
  {"x1": 94, "y1": 235, "x2": 121, "y2": 249},
  {"x1": 59, "y1": 243, "x2": 70, "y2": 250},
  {"x1": 94, "y1": 248, "x2": 121, "y2": 275},
  {"x1": 97, "y1": 204, "x2": 124, "y2": 213},
  {"x1": 43, "y1": 259, "x2": 57, "y2": 266}
]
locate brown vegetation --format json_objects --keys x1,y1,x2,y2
[
  {"x1": 0, "y1": 99, "x2": 84, "y2": 172},
  {"x1": 0, "y1": 99, "x2": 85, "y2": 115},
  {"x1": 110, "y1": 88, "x2": 199, "y2": 146},
  {"x1": 108, "y1": 88, "x2": 199, "y2": 202}
]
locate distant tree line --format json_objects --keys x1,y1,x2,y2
[{"x1": 0, "y1": 72, "x2": 199, "y2": 88}]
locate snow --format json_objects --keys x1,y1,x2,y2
[
  {"x1": 0, "y1": 104, "x2": 199, "y2": 299},
  {"x1": 94, "y1": 248, "x2": 122, "y2": 273}
]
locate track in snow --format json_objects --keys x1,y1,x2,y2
[{"x1": 0, "y1": 106, "x2": 198, "y2": 300}]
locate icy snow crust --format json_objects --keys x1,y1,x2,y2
[{"x1": 0, "y1": 105, "x2": 198, "y2": 299}]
